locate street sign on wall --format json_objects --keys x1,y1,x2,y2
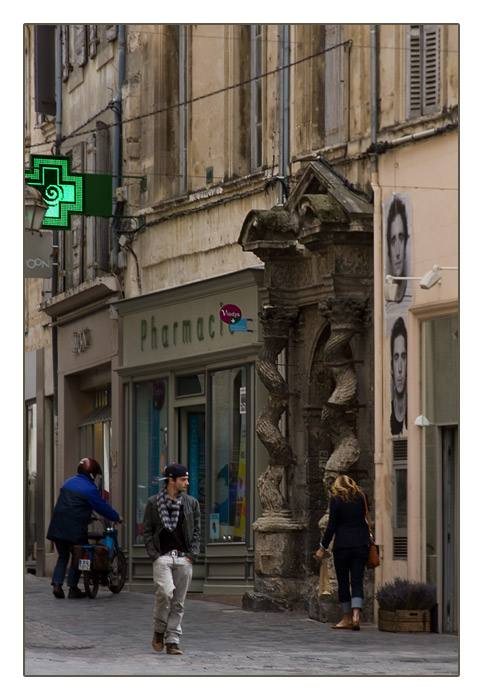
[{"x1": 24, "y1": 230, "x2": 53, "y2": 278}]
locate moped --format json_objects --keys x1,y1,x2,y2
[{"x1": 75, "y1": 516, "x2": 127, "y2": 598}]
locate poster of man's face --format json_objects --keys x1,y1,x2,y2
[
  {"x1": 383, "y1": 193, "x2": 412, "y2": 305},
  {"x1": 383, "y1": 193, "x2": 411, "y2": 435},
  {"x1": 389, "y1": 316, "x2": 408, "y2": 436}
]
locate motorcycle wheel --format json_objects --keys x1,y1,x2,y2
[
  {"x1": 83, "y1": 570, "x2": 99, "y2": 598},
  {"x1": 108, "y1": 550, "x2": 127, "y2": 594}
]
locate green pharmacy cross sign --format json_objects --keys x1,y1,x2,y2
[
  {"x1": 25, "y1": 155, "x2": 84, "y2": 229},
  {"x1": 25, "y1": 155, "x2": 113, "y2": 229}
]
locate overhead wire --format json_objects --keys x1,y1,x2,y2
[{"x1": 31, "y1": 39, "x2": 351, "y2": 150}]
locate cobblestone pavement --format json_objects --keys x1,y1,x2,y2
[{"x1": 23, "y1": 574, "x2": 459, "y2": 678}]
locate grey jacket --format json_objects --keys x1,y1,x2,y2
[{"x1": 142, "y1": 491, "x2": 201, "y2": 563}]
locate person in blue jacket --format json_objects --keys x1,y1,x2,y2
[
  {"x1": 47, "y1": 457, "x2": 123, "y2": 599},
  {"x1": 315, "y1": 474, "x2": 371, "y2": 630}
]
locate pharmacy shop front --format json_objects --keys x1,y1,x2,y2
[{"x1": 113, "y1": 268, "x2": 268, "y2": 598}]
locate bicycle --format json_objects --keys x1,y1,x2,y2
[{"x1": 75, "y1": 516, "x2": 127, "y2": 598}]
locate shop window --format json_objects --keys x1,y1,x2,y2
[
  {"x1": 77, "y1": 387, "x2": 111, "y2": 500},
  {"x1": 392, "y1": 438, "x2": 408, "y2": 559},
  {"x1": 175, "y1": 372, "x2": 205, "y2": 398},
  {"x1": 209, "y1": 366, "x2": 248, "y2": 543},
  {"x1": 133, "y1": 379, "x2": 168, "y2": 544}
]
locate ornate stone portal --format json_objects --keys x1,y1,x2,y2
[{"x1": 239, "y1": 161, "x2": 373, "y2": 614}]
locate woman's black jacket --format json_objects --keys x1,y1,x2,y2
[{"x1": 321, "y1": 492, "x2": 371, "y2": 551}]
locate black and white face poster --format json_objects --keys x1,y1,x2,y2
[{"x1": 383, "y1": 193, "x2": 412, "y2": 436}]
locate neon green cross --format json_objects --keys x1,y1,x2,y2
[{"x1": 25, "y1": 155, "x2": 84, "y2": 229}]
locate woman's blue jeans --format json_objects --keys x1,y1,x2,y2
[
  {"x1": 52, "y1": 540, "x2": 81, "y2": 589},
  {"x1": 333, "y1": 545, "x2": 367, "y2": 613}
]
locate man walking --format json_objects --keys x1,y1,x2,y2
[{"x1": 143, "y1": 463, "x2": 201, "y2": 655}]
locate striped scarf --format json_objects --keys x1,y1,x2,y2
[{"x1": 157, "y1": 487, "x2": 182, "y2": 532}]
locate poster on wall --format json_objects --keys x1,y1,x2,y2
[
  {"x1": 388, "y1": 316, "x2": 408, "y2": 436},
  {"x1": 383, "y1": 192, "x2": 412, "y2": 332},
  {"x1": 383, "y1": 193, "x2": 411, "y2": 437}
]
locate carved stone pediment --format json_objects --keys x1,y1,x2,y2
[{"x1": 238, "y1": 208, "x2": 300, "y2": 262}]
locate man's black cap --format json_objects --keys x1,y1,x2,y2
[{"x1": 165, "y1": 463, "x2": 189, "y2": 480}]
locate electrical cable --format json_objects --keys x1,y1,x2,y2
[{"x1": 31, "y1": 40, "x2": 352, "y2": 150}]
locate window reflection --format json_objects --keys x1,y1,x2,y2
[
  {"x1": 134, "y1": 378, "x2": 168, "y2": 544},
  {"x1": 210, "y1": 367, "x2": 247, "y2": 543}
]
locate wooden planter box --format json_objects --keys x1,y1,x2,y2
[{"x1": 378, "y1": 609, "x2": 430, "y2": 633}]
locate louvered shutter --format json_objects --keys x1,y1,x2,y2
[
  {"x1": 325, "y1": 24, "x2": 345, "y2": 145},
  {"x1": 407, "y1": 25, "x2": 422, "y2": 117},
  {"x1": 407, "y1": 25, "x2": 440, "y2": 118},
  {"x1": 34, "y1": 25, "x2": 56, "y2": 115},
  {"x1": 422, "y1": 26, "x2": 440, "y2": 114},
  {"x1": 74, "y1": 25, "x2": 88, "y2": 67}
]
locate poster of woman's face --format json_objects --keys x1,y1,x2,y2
[{"x1": 383, "y1": 193, "x2": 412, "y2": 305}]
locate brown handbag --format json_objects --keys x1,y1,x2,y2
[{"x1": 362, "y1": 493, "x2": 380, "y2": 569}]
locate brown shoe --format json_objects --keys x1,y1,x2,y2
[
  {"x1": 166, "y1": 643, "x2": 183, "y2": 655},
  {"x1": 152, "y1": 631, "x2": 164, "y2": 652}
]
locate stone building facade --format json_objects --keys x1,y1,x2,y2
[{"x1": 24, "y1": 24, "x2": 458, "y2": 627}]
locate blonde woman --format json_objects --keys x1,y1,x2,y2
[{"x1": 316, "y1": 475, "x2": 371, "y2": 630}]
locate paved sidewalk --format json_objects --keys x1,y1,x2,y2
[{"x1": 24, "y1": 573, "x2": 458, "y2": 677}]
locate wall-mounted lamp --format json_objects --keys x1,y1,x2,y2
[
  {"x1": 384, "y1": 265, "x2": 458, "y2": 301},
  {"x1": 24, "y1": 185, "x2": 48, "y2": 233},
  {"x1": 414, "y1": 414, "x2": 431, "y2": 427},
  {"x1": 419, "y1": 265, "x2": 458, "y2": 290}
]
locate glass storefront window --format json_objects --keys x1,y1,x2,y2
[
  {"x1": 209, "y1": 366, "x2": 247, "y2": 543},
  {"x1": 422, "y1": 315, "x2": 459, "y2": 585},
  {"x1": 134, "y1": 378, "x2": 168, "y2": 544}
]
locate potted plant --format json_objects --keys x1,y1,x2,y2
[{"x1": 376, "y1": 578, "x2": 437, "y2": 633}]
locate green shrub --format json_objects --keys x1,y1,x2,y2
[{"x1": 376, "y1": 578, "x2": 437, "y2": 611}]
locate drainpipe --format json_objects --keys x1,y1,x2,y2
[
  {"x1": 52, "y1": 25, "x2": 62, "y2": 410},
  {"x1": 370, "y1": 24, "x2": 384, "y2": 597},
  {"x1": 111, "y1": 25, "x2": 126, "y2": 268},
  {"x1": 179, "y1": 25, "x2": 187, "y2": 195},
  {"x1": 278, "y1": 24, "x2": 290, "y2": 205}
]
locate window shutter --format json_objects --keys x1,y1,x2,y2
[
  {"x1": 89, "y1": 25, "x2": 99, "y2": 59},
  {"x1": 34, "y1": 25, "x2": 56, "y2": 115},
  {"x1": 74, "y1": 25, "x2": 88, "y2": 67},
  {"x1": 61, "y1": 25, "x2": 71, "y2": 82},
  {"x1": 422, "y1": 26, "x2": 440, "y2": 113},
  {"x1": 407, "y1": 25, "x2": 422, "y2": 117},
  {"x1": 324, "y1": 24, "x2": 345, "y2": 145},
  {"x1": 106, "y1": 25, "x2": 118, "y2": 42},
  {"x1": 407, "y1": 24, "x2": 440, "y2": 118}
]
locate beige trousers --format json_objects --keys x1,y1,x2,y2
[{"x1": 152, "y1": 553, "x2": 193, "y2": 644}]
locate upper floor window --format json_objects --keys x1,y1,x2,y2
[{"x1": 406, "y1": 25, "x2": 440, "y2": 119}]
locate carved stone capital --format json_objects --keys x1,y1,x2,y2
[
  {"x1": 258, "y1": 304, "x2": 299, "y2": 338},
  {"x1": 319, "y1": 297, "x2": 369, "y2": 330}
]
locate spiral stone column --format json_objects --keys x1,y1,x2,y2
[
  {"x1": 253, "y1": 304, "x2": 298, "y2": 525},
  {"x1": 317, "y1": 297, "x2": 367, "y2": 528}
]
